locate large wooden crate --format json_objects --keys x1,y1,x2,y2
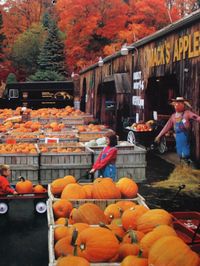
[
  {"x1": 39, "y1": 144, "x2": 92, "y2": 183},
  {"x1": 48, "y1": 223, "x2": 120, "y2": 266},
  {"x1": 0, "y1": 153, "x2": 39, "y2": 183},
  {"x1": 61, "y1": 117, "x2": 84, "y2": 125},
  {"x1": 47, "y1": 192, "x2": 148, "y2": 226},
  {"x1": 90, "y1": 142, "x2": 146, "y2": 182}
]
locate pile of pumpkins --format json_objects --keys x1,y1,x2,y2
[
  {"x1": 50, "y1": 176, "x2": 199, "y2": 266},
  {"x1": 15, "y1": 177, "x2": 46, "y2": 194}
]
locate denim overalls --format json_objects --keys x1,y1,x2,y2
[
  {"x1": 174, "y1": 115, "x2": 190, "y2": 159},
  {"x1": 98, "y1": 147, "x2": 117, "y2": 180}
]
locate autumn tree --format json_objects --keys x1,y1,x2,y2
[
  {"x1": 0, "y1": 11, "x2": 5, "y2": 62},
  {"x1": 29, "y1": 18, "x2": 66, "y2": 81},
  {"x1": 11, "y1": 23, "x2": 46, "y2": 76}
]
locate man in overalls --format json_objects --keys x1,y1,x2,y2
[
  {"x1": 155, "y1": 97, "x2": 200, "y2": 164},
  {"x1": 90, "y1": 132, "x2": 118, "y2": 180}
]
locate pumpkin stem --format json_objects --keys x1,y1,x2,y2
[
  {"x1": 138, "y1": 250, "x2": 143, "y2": 258},
  {"x1": 18, "y1": 176, "x2": 25, "y2": 182},
  {"x1": 70, "y1": 229, "x2": 78, "y2": 246},
  {"x1": 99, "y1": 222, "x2": 110, "y2": 230},
  {"x1": 65, "y1": 218, "x2": 68, "y2": 227},
  {"x1": 73, "y1": 245, "x2": 78, "y2": 256},
  {"x1": 115, "y1": 234, "x2": 123, "y2": 242},
  {"x1": 128, "y1": 230, "x2": 138, "y2": 243}
]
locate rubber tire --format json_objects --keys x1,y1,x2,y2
[
  {"x1": 35, "y1": 201, "x2": 47, "y2": 214},
  {"x1": 0, "y1": 202, "x2": 9, "y2": 214},
  {"x1": 127, "y1": 131, "x2": 136, "y2": 144}
]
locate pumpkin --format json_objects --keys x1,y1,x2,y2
[
  {"x1": 33, "y1": 184, "x2": 46, "y2": 193},
  {"x1": 121, "y1": 255, "x2": 148, "y2": 266},
  {"x1": 116, "y1": 177, "x2": 138, "y2": 198},
  {"x1": 63, "y1": 175, "x2": 76, "y2": 184},
  {"x1": 82, "y1": 184, "x2": 93, "y2": 199},
  {"x1": 69, "y1": 223, "x2": 89, "y2": 234},
  {"x1": 15, "y1": 177, "x2": 33, "y2": 194},
  {"x1": 118, "y1": 243, "x2": 140, "y2": 261},
  {"x1": 69, "y1": 203, "x2": 108, "y2": 225},
  {"x1": 92, "y1": 178, "x2": 121, "y2": 199},
  {"x1": 116, "y1": 200, "x2": 137, "y2": 212},
  {"x1": 104, "y1": 204, "x2": 122, "y2": 223},
  {"x1": 122, "y1": 230, "x2": 145, "y2": 244},
  {"x1": 53, "y1": 199, "x2": 73, "y2": 218},
  {"x1": 76, "y1": 227, "x2": 119, "y2": 262},
  {"x1": 54, "y1": 235, "x2": 74, "y2": 258},
  {"x1": 57, "y1": 255, "x2": 90, "y2": 266},
  {"x1": 61, "y1": 183, "x2": 86, "y2": 200},
  {"x1": 54, "y1": 225, "x2": 72, "y2": 242},
  {"x1": 55, "y1": 217, "x2": 68, "y2": 226},
  {"x1": 148, "y1": 236, "x2": 200, "y2": 266},
  {"x1": 136, "y1": 209, "x2": 173, "y2": 233},
  {"x1": 107, "y1": 223, "x2": 126, "y2": 238},
  {"x1": 122, "y1": 205, "x2": 149, "y2": 230},
  {"x1": 51, "y1": 178, "x2": 70, "y2": 195},
  {"x1": 139, "y1": 224, "x2": 177, "y2": 257}
]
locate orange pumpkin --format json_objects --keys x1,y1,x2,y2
[
  {"x1": 69, "y1": 203, "x2": 108, "y2": 225},
  {"x1": 63, "y1": 175, "x2": 76, "y2": 184},
  {"x1": 76, "y1": 227, "x2": 119, "y2": 262},
  {"x1": 104, "y1": 203, "x2": 122, "y2": 223},
  {"x1": 55, "y1": 217, "x2": 68, "y2": 226},
  {"x1": 69, "y1": 223, "x2": 89, "y2": 234},
  {"x1": 122, "y1": 205, "x2": 149, "y2": 230},
  {"x1": 61, "y1": 183, "x2": 86, "y2": 200},
  {"x1": 136, "y1": 209, "x2": 173, "y2": 233},
  {"x1": 107, "y1": 223, "x2": 125, "y2": 238},
  {"x1": 121, "y1": 255, "x2": 148, "y2": 266},
  {"x1": 82, "y1": 184, "x2": 93, "y2": 199},
  {"x1": 15, "y1": 177, "x2": 33, "y2": 194},
  {"x1": 118, "y1": 243, "x2": 140, "y2": 261},
  {"x1": 122, "y1": 230, "x2": 145, "y2": 244},
  {"x1": 148, "y1": 236, "x2": 200, "y2": 266},
  {"x1": 54, "y1": 225, "x2": 72, "y2": 242},
  {"x1": 115, "y1": 200, "x2": 137, "y2": 212},
  {"x1": 139, "y1": 224, "x2": 177, "y2": 257},
  {"x1": 53, "y1": 199, "x2": 73, "y2": 218},
  {"x1": 116, "y1": 177, "x2": 138, "y2": 198},
  {"x1": 92, "y1": 178, "x2": 121, "y2": 199},
  {"x1": 33, "y1": 184, "x2": 46, "y2": 193},
  {"x1": 51, "y1": 178, "x2": 71, "y2": 195},
  {"x1": 54, "y1": 235, "x2": 74, "y2": 258},
  {"x1": 57, "y1": 255, "x2": 90, "y2": 266}
]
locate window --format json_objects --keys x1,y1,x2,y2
[{"x1": 8, "y1": 89, "x2": 19, "y2": 99}]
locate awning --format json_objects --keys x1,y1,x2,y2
[{"x1": 103, "y1": 73, "x2": 131, "y2": 93}]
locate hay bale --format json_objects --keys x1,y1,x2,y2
[{"x1": 152, "y1": 164, "x2": 200, "y2": 196}]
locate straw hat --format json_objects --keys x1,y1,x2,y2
[{"x1": 171, "y1": 97, "x2": 192, "y2": 108}]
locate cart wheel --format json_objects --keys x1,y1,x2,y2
[
  {"x1": 157, "y1": 136, "x2": 167, "y2": 154},
  {"x1": 35, "y1": 202, "x2": 47, "y2": 214},
  {"x1": 127, "y1": 131, "x2": 136, "y2": 144},
  {"x1": 0, "y1": 202, "x2": 9, "y2": 214}
]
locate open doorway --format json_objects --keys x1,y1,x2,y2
[
  {"x1": 80, "y1": 78, "x2": 86, "y2": 112},
  {"x1": 145, "y1": 74, "x2": 179, "y2": 119}
]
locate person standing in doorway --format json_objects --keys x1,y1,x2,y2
[
  {"x1": 155, "y1": 97, "x2": 200, "y2": 163},
  {"x1": 90, "y1": 131, "x2": 118, "y2": 180}
]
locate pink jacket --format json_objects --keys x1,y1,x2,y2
[{"x1": 157, "y1": 110, "x2": 200, "y2": 139}]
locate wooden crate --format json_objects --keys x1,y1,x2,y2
[
  {"x1": 48, "y1": 224, "x2": 120, "y2": 266},
  {"x1": 39, "y1": 145, "x2": 92, "y2": 183},
  {"x1": 79, "y1": 131, "x2": 108, "y2": 142},
  {"x1": 9, "y1": 166, "x2": 39, "y2": 183},
  {"x1": 47, "y1": 191, "x2": 148, "y2": 226},
  {"x1": 61, "y1": 117, "x2": 84, "y2": 125},
  {"x1": 90, "y1": 142, "x2": 146, "y2": 182}
]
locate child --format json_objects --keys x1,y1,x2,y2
[
  {"x1": 0, "y1": 165, "x2": 17, "y2": 195},
  {"x1": 90, "y1": 131, "x2": 118, "y2": 180}
]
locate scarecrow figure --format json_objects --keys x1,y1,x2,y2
[{"x1": 155, "y1": 97, "x2": 200, "y2": 163}]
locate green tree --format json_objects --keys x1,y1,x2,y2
[
  {"x1": 6, "y1": 73, "x2": 17, "y2": 84},
  {"x1": 0, "y1": 11, "x2": 5, "y2": 62},
  {"x1": 30, "y1": 19, "x2": 66, "y2": 81},
  {"x1": 11, "y1": 23, "x2": 46, "y2": 76},
  {"x1": 28, "y1": 69, "x2": 65, "y2": 81}
]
